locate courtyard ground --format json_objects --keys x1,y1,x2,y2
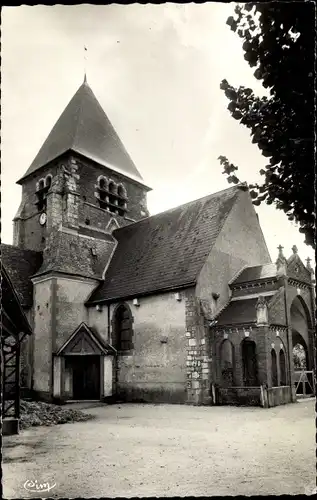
[{"x1": 2, "y1": 399, "x2": 316, "y2": 498}]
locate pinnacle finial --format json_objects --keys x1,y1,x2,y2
[
  {"x1": 83, "y1": 45, "x2": 88, "y2": 83},
  {"x1": 292, "y1": 245, "x2": 298, "y2": 254},
  {"x1": 277, "y1": 244, "x2": 284, "y2": 258},
  {"x1": 306, "y1": 257, "x2": 313, "y2": 271}
]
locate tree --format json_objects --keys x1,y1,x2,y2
[
  {"x1": 293, "y1": 343, "x2": 306, "y2": 370},
  {"x1": 219, "y1": 2, "x2": 315, "y2": 248}
]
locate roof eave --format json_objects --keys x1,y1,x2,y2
[
  {"x1": 17, "y1": 148, "x2": 152, "y2": 191},
  {"x1": 31, "y1": 268, "x2": 103, "y2": 282},
  {"x1": 16, "y1": 150, "x2": 71, "y2": 185},
  {"x1": 85, "y1": 280, "x2": 197, "y2": 306},
  {"x1": 215, "y1": 321, "x2": 257, "y2": 328},
  {"x1": 230, "y1": 276, "x2": 278, "y2": 289}
]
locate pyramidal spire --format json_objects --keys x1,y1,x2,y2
[{"x1": 17, "y1": 80, "x2": 148, "y2": 187}]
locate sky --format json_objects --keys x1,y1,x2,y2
[{"x1": 1, "y1": 3, "x2": 315, "y2": 266}]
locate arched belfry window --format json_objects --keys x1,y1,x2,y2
[
  {"x1": 96, "y1": 177, "x2": 128, "y2": 216},
  {"x1": 35, "y1": 177, "x2": 50, "y2": 212},
  {"x1": 117, "y1": 184, "x2": 128, "y2": 213},
  {"x1": 113, "y1": 304, "x2": 133, "y2": 351}
]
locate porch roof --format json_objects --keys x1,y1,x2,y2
[
  {"x1": 57, "y1": 323, "x2": 116, "y2": 356},
  {"x1": 216, "y1": 298, "x2": 258, "y2": 326}
]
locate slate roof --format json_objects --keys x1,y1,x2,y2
[
  {"x1": 87, "y1": 185, "x2": 241, "y2": 304},
  {"x1": 1, "y1": 264, "x2": 32, "y2": 336},
  {"x1": 18, "y1": 79, "x2": 147, "y2": 186},
  {"x1": 232, "y1": 263, "x2": 277, "y2": 286},
  {"x1": 216, "y1": 298, "x2": 258, "y2": 326},
  {"x1": 1, "y1": 244, "x2": 43, "y2": 307},
  {"x1": 34, "y1": 230, "x2": 115, "y2": 280}
]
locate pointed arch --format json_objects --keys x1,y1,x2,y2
[
  {"x1": 241, "y1": 339, "x2": 259, "y2": 387},
  {"x1": 45, "y1": 174, "x2": 52, "y2": 188},
  {"x1": 220, "y1": 339, "x2": 234, "y2": 386},
  {"x1": 279, "y1": 348, "x2": 287, "y2": 386},
  {"x1": 117, "y1": 184, "x2": 127, "y2": 216},
  {"x1": 35, "y1": 178, "x2": 46, "y2": 211},
  {"x1": 112, "y1": 303, "x2": 134, "y2": 352},
  {"x1": 291, "y1": 295, "x2": 312, "y2": 370},
  {"x1": 271, "y1": 348, "x2": 278, "y2": 387}
]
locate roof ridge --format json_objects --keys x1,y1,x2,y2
[
  {"x1": 228, "y1": 264, "x2": 249, "y2": 286},
  {"x1": 72, "y1": 82, "x2": 86, "y2": 150},
  {"x1": 114, "y1": 184, "x2": 242, "y2": 234},
  {"x1": 194, "y1": 189, "x2": 240, "y2": 282}
]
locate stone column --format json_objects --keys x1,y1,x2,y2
[
  {"x1": 256, "y1": 326, "x2": 269, "y2": 387},
  {"x1": 185, "y1": 294, "x2": 211, "y2": 405},
  {"x1": 53, "y1": 356, "x2": 62, "y2": 398},
  {"x1": 103, "y1": 356, "x2": 113, "y2": 398}
]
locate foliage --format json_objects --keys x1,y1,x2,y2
[
  {"x1": 293, "y1": 343, "x2": 306, "y2": 370},
  {"x1": 219, "y1": 2, "x2": 315, "y2": 247}
]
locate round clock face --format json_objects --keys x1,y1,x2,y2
[{"x1": 39, "y1": 212, "x2": 47, "y2": 226}]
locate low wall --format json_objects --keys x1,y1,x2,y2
[
  {"x1": 216, "y1": 386, "x2": 261, "y2": 407},
  {"x1": 266, "y1": 386, "x2": 292, "y2": 407},
  {"x1": 117, "y1": 383, "x2": 187, "y2": 404}
]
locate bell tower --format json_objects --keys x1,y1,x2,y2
[{"x1": 13, "y1": 78, "x2": 151, "y2": 253}]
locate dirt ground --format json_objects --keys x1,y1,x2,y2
[{"x1": 2, "y1": 399, "x2": 316, "y2": 498}]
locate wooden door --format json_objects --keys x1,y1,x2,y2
[{"x1": 72, "y1": 356, "x2": 100, "y2": 400}]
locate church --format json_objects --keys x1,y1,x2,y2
[{"x1": 2, "y1": 78, "x2": 315, "y2": 408}]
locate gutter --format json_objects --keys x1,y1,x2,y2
[{"x1": 86, "y1": 280, "x2": 197, "y2": 306}]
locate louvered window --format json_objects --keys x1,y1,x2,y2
[{"x1": 96, "y1": 177, "x2": 127, "y2": 216}]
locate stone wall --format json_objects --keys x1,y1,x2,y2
[
  {"x1": 13, "y1": 163, "x2": 58, "y2": 251},
  {"x1": 13, "y1": 150, "x2": 149, "y2": 253},
  {"x1": 54, "y1": 276, "x2": 98, "y2": 352},
  {"x1": 73, "y1": 154, "x2": 150, "y2": 222},
  {"x1": 32, "y1": 277, "x2": 55, "y2": 399},
  {"x1": 106, "y1": 290, "x2": 188, "y2": 403},
  {"x1": 196, "y1": 188, "x2": 272, "y2": 320},
  {"x1": 184, "y1": 290, "x2": 211, "y2": 405},
  {"x1": 217, "y1": 387, "x2": 262, "y2": 406},
  {"x1": 213, "y1": 325, "x2": 269, "y2": 388},
  {"x1": 266, "y1": 386, "x2": 292, "y2": 407}
]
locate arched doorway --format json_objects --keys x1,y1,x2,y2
[
  {"x1": 241, "y1": 339, "x2": 259, "y2": 387},
  {"x1": 290, "y1": 296, "x2": 312, "y2": 370},
  {"x1": 291, "y1": 296, "x2": 314, "y2": 396},
  {"x1": 293, "y1": 341, "x2": 307, "y2": 370}
]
